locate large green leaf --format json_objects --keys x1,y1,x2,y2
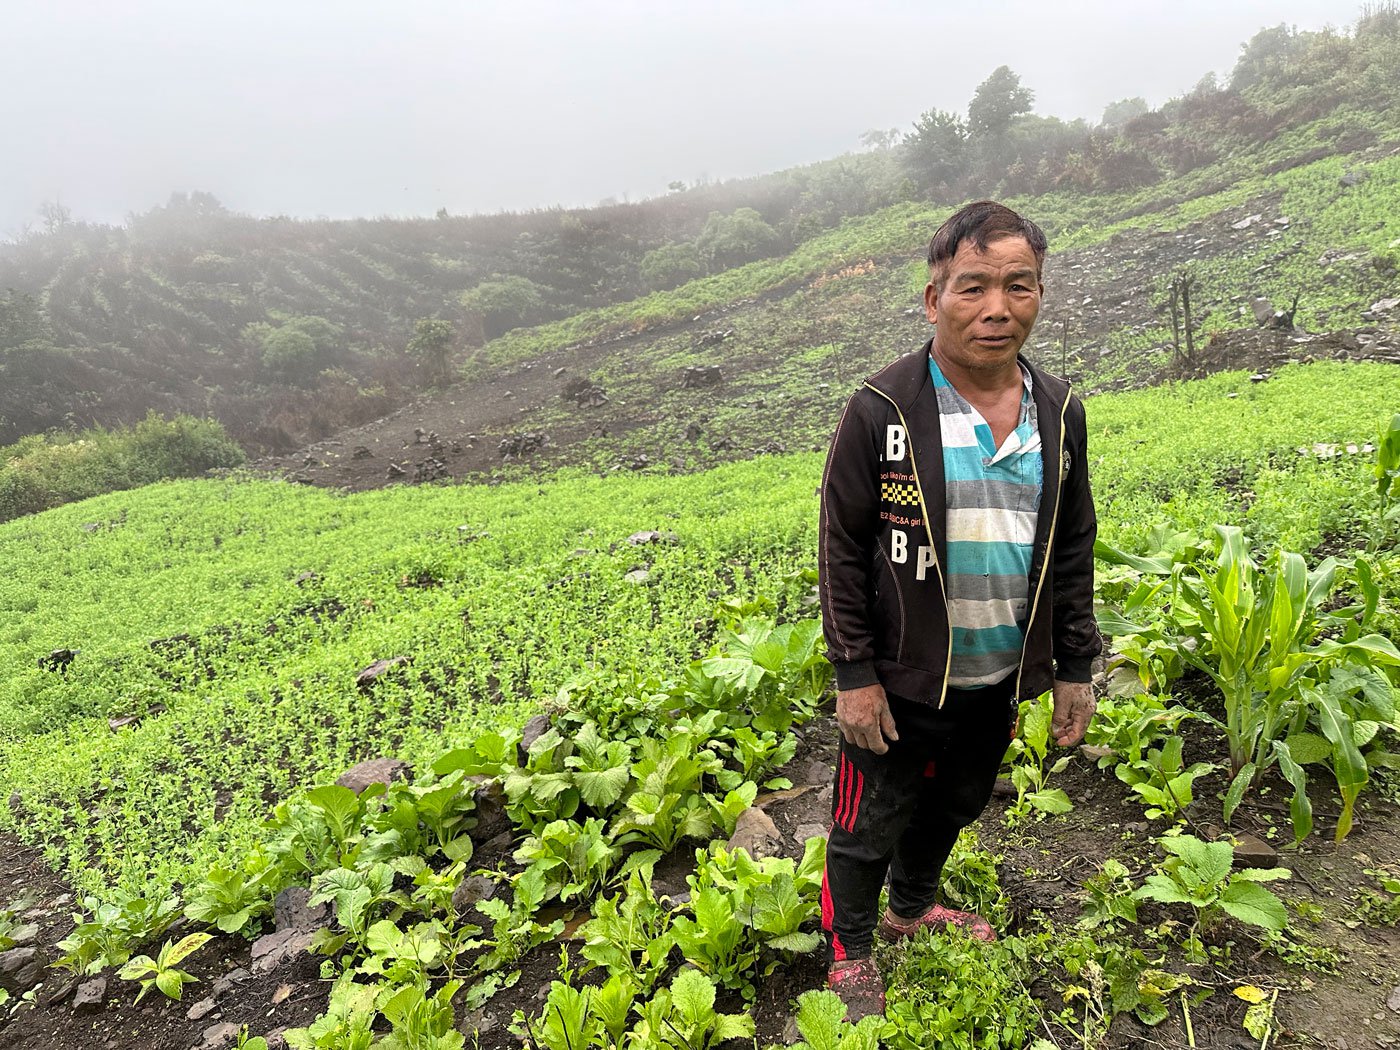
[
  {"x1": 1162, "y1": 836, "x2": 1232, "y2": 889},
  {"x1": 1315, "y1": 688, "x2": 1369, "y2": 841},
  {"x1": 1222, "y1": 763, "x2": 1255, "y2": 824},
  {"x1": 1134, "y1": 874, "x2": 1195, "y2": 906},
  {"x1": 670, "y1": 967, "x2": 717, "y2": 1024},
  {"x1": 1272, "y1": 740, "x2": 1314, "y2": 843},
  {"x1": 1282, "y1": 732, "x2": 1331, "y2": 765},
  {"x1": 1219, "y1": 880, "x2": 1287, "y2": 931}
]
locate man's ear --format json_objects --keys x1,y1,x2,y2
[{"x1": 924, "y1": 281, "x2": 938, "y2": 325}]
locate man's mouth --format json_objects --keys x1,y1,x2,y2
[{"x1": 975, "y1": 335, "x2": 1011, "y2": 345}]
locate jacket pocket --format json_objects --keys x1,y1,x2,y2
[{"x1": 872, "y1": 547, "x2": 906, "y2": 663}]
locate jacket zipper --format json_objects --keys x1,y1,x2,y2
[
  {"x1": 1013, "y1": 386, "x2": 1073, "y2": 698},
  {"x1": 863, "y1": 382, "x2": 953, "y2": 709}
]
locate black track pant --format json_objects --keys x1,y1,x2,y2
[{"x1": 820, "y1": 679, "x2": 1017, "y2": 962}]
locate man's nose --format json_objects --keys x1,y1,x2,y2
[{"x1": 982, "y1": 289, "x2": 1010, "y2": 321}]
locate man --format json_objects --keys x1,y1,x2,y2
[{"x1": 816, "y1": 200, "x2": 1100, "y2": 1019}]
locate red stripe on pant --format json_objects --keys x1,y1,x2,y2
[
  {"x1": 820, "y1": 861, "x2": 846, "y2": 961},
  {"x1": 845, "y1": 769, "x2": 864, "y2": 832},
  {"x1": 835, "y1": 753, "x2": 850, "y2": 828}
]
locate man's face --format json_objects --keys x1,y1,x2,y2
[{"x1": 924, "y1": 235, "x2": 1043, "y2": 375}]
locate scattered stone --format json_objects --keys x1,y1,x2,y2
[
  {"x1": 793, "y1": 823, "x2": 828, "y2": 846},
  {"x1": 623, "y1": 568, "x2": 650, "y2": 584},
  {"x1": 1340, "y1": 170, "x2": 1365, "y2": 187},
  {"x1": 355, "y1": 656, "x2": 411, "y2": 690},
  {"x1": 625, "y1": 530, "x2": 679, "y2": 546},
  {"x1": 469, "y1": 777, "x2": 511, "y2": 844},
  {"x1": 351, "y1": 445, "x2": 374, "y2": 459},
  {"x1": 1370, "y1": 297, "x2": 1400, "y2": 315},
  {"x1": 562, "y1": 377, "x2": 608, "y2": 407},
  {"x1": 754, "y1": 785, "x2": 816, "y2": 809},
  {"x1": 1231, "y1": 214, "x2": 1262, "y2": 230},
  {"x1": 1251, "y1": 298, "x2": 1276, "y2": 324},
  {"x1": 552, "y1": 366, "x2": 566, "y2": 377},
  {"x1": 1079, "y1": 744, "x2": 1115, "y2": 763},
  {"x1": 796, "y1": 759, "x2": 832, "y2": 787},
  {"x1": 187, "y1": 997, "x2": 219, "y2": 1021},
  {"x1": 710, "y1": 436, "x2": 736, "y2": 452},
  {"x1": 684, "y1": 422, "x2": 704, "y2": 441},
  {"x1": 502, "y1": 390, "x2": 515, "y2": 400},
  {"x1": 210, "y1": 967, "x2": 251, "y2": 1000},
  {"x1": 782, "y1": 1015, "x2": 802, "y2": 1045},
  {"x1": 294, "y1": 571, "x2": 319, "y2": 586},
  {"x1": 452, "y1": 875, "x2": 498, "y2": 914},
  {"x1": 1226, "y1": 834, "x2": 1282, "y2": 868},
  {"x1": 1249, "y1": 372, "x2": 1268, "y2": 383},
  {"x1": 1387, "y1": 985, "x2": 1400, "y2": 1012},
  {"x1": 458, "y1": 1008, "x2": 499, "y2": 1036},
  {"x1": 681, "y1": 364, "x2": 724, "y2": 388},
  {"x1": 518, "y1": 714, "x2": 553, "y2": 764},
  {"x1": 272, "y1": 983, "x2": 292, "y2": 1004},
  {"x1": 498, "y1": 431, "x2": 549, "y2": 459},
  {"x1": 200, "y1": 1021, "x2": 242, "y2": 1049},
  {"x1": 728, "y1": 806, "x2": 782, "y2": 859},
  {"x1": 0, "y1": 946, "x2": 44, "y2": 994},
  {"x1": 274, "y1": 886, "x2": 329, "y2": 933},
  {"x1": 250, "y1": 929, "x2": 315, "y2": 975},
  {"x1": 336, "y1": 757, "x2": 410, "y2": 793},
  {"x1": 386, "y1": 462, "x2": 407, "y2": 478},
  {"x1": 108, "y1": 703, "x2": 167, "y2": 732},
  {"x1": 73, "y1": 976, "x2": 106, "y2": 1012}
]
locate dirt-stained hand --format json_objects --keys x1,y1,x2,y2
[
  {"x1": 1051, "y1": 679, "x2": 1096, "y2": 747},
  {"x1": 836, "y1": 683, "x2": 899, "y2": 755}
]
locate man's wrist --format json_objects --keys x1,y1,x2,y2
[
  {"x1": 834, "y1": 659, "x2": 879, "y2": 691},
  {"x1": 1054, "y1": 657, "x2": 1093, "y2": 683}
]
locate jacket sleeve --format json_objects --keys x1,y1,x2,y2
[
  {"x1": 819, "y1": 392, "x2": 883, "y2": 691},
  {"x1": 1050, "y1": 393, "x2": 1102, "y2": 682}
]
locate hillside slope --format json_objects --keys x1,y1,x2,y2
[{"x1": 255, "y1": 148, "x2": 1400, "y2": 491}]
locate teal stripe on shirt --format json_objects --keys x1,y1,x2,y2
[
  {"x1": 945, "y1": 540, "x2": 1034, "y2": 577},
  {"x1": 929, "y1": 354, "x2": 1043, "y2": 687}
]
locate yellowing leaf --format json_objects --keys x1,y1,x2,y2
[{"x1": 1233, "y1": 984, "x2": 1268, "y2": 1004}]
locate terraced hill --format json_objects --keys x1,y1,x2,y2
[{"x1": 255, "y1": 148, "x2": 1400, "y2": 491}]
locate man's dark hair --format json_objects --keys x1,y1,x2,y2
[{"x1": 926, "y1": 200, "x2": 1047, "y2": 289}]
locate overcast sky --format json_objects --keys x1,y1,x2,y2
[{"x1": 0, "y1": 0, "x2": 1363, "y2": 237}]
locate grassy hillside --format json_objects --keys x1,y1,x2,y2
[{"x1": 4, "y1": 361, "x2": 1396, "y2": 899}]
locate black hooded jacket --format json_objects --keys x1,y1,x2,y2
[{"x1": 818, "y1": 340, "x2": 1100, "y2": 706}]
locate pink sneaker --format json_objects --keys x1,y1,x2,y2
[
  {"x1": 878, "y1": 903, "x2": 996, "y2": 943},
  {"x1": 827, "y1": 957, "x2": 886, "y2": 1021}
]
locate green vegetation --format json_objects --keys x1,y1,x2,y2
[
  {"x1": 0, "y1": 411, "x2": 244, "y2": 522},
  {"x1": 1, "y1": 359, "x2": 1395, "y2": 1044}
]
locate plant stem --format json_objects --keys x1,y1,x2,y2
[{"x1": 1182, "y1": 990, "x2": 1196, "y2": 1048}]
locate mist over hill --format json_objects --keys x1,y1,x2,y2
[{"x1": 3, "y1": 9, "x2": 1400, "y2": 463}]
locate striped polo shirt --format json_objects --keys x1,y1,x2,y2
[{"x1": 929, "y1": 356, "x2": 1043, "y2": 688}]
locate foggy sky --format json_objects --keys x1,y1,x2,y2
[{"x1": 0, "y1": 0, "x2": 1362, "y2": 237}]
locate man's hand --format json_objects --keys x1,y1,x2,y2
[
  {"x1": 1051, "y1": 679, "x2": 1095, "y2": 747},
  {"x1": 836, "y1": 684, "x2": 899, "y2": 754}
]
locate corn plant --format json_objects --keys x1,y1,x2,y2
[
  {"x1": 1368, "y1": 411, "x2": 1400, "y2": 553},
  {"x1": 1100, "y1": 526, "x2": 1400, "y2": 840}
]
